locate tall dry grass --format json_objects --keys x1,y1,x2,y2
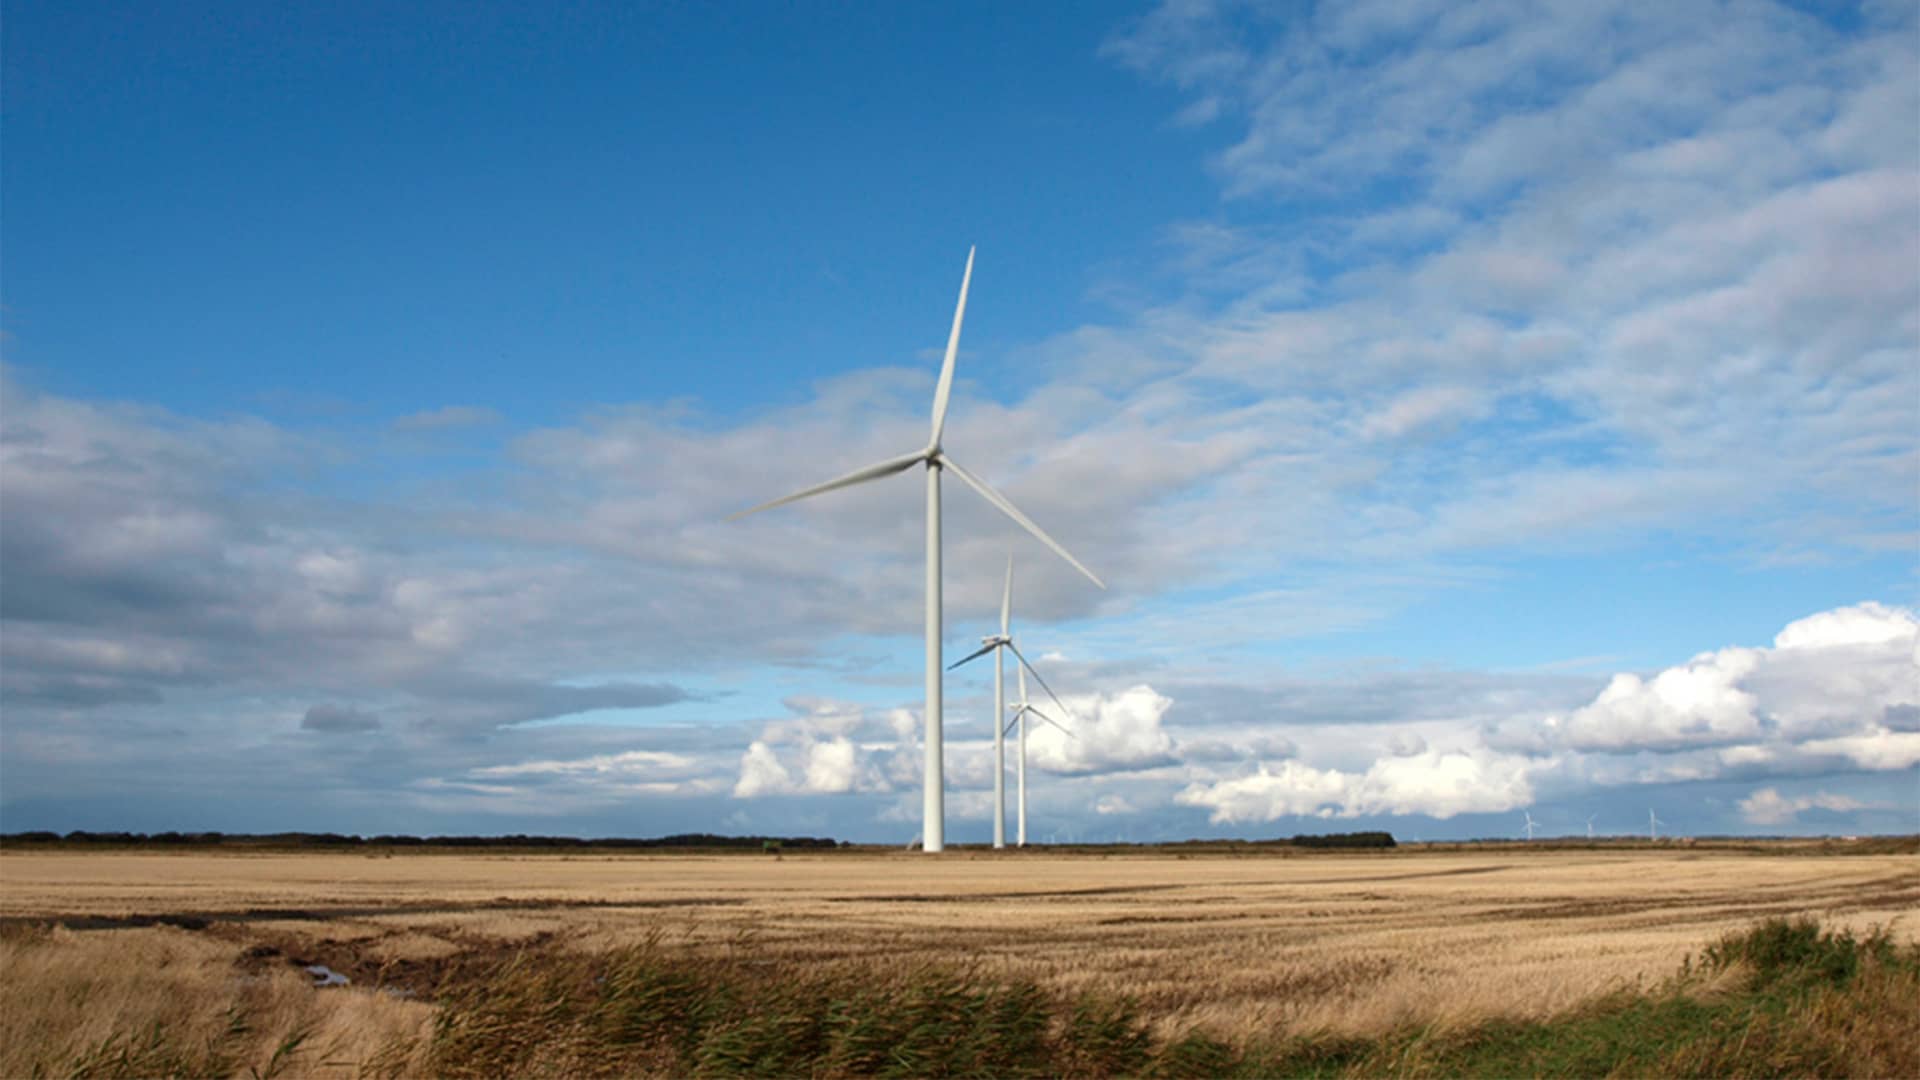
[
  {"x1": 0, "y1": 925, "x2": 432, "y2": 1078},
  {"x1": 3, "y1": 917, "x2": 1911, "y2": 1078}
]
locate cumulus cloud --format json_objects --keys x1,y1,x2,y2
[
  {"x1": 1739, "y1": 787, "x2": 1867, "y2": 826},
  {"x1": 1025, "y1": 685, "x2": 1178, "y2": 775},
  {"x1": 1546, "y1": 603, "x2": 1917, "y2": 754},
  {"x1": 1774, "y1": 602, "x2": 1919, "y2": 651},
  {"x1": 1177, "y1": 748, "x2": 1539, "y2": 823},
  {"x1": 1170, "y1": 602, "x2": 1915, "y2": 825},
  {"x1": 731, "y1": 698, "x2": 899, "y2": 798},
  {"x1": 733, "y1": 742, "x2": 796, "y2": 798},
  {"x1": 1553, "y1": 651, "x2": 1764, "y2": 752}
]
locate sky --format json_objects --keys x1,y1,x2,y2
[{"x1": 3, "y1": 0, "x2": 1916, "y2": 843}]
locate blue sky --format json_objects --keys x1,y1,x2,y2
[{"x1": 4, "y1": 0, "x2": 1916, "y2": 843}]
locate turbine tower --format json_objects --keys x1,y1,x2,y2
[
  {"x1": 949, "y1": 556, "x2": 1067, "y2": 848},
  {"x1": 1586, "y1": 813, "x2": 1597, "y2": 840},
  {"x1": 729, "y1": 250, "x2": 1104, "y2": 853},
  {"x1": 950, "y1": 556, "x2": 1012, "y2": 848},
  {"x1": 1649, "y1": 808, "x2": 1666, "y2": 842},
  {"x1": 1002, "y1": 658, "x2": 1075, "y2": 846},
  {"x1": 1522, "y1": 811, "x2": 1538, "y2": 842}
]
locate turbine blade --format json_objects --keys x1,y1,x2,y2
[
  {"x1": 1001, "y1": 553, "x2": 1013, "y2": 637},
  {"x1": 727, "y1": 449, "x2": 927, "y2": 520},
  {"x1": 1016, "y1": 663, "x2": 1029, "y2": 706},
  {"x1": 927, "y1": 246, "x2": 974, "y2": 450},
  {"x1": 1007, "y1": 641, "x2": 1074, "y2": 723},
  {"x1": 1026, "y1": 705, "x2": 1075, "y2": 739},
  {"x1": 937, "y1": 453, "x2": 1104, "y2": 589},
  {"x1": 947, "y1": 641, "x2": 998, "y2": 671}
]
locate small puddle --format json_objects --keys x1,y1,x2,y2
[{"x1": 305, "y1": 964, "x2": 350, "y2": 988}]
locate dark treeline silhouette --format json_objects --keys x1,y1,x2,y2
[
  {"x1": 1287, "y1": 831, "x2": 1396, "y2": 849},
  {"x1": 1149, "y1": 832, "x2": 1397, "y2": 850},
  {"x1": 3, "y1": 830, "x2": 1404, "y2": 852},
  {"x1": 0, "y1": 830, "x2": 844, "y2": 850}
]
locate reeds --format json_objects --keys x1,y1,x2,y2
[
  {"x1": 0, "y1": 924, "x2": 434, "y2": 1078},
  {"x1": 3, "y1": 918, "x2": 1911, "y2": 1078}
]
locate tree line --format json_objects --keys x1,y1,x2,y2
[
  {"x1": 0, "y1": 830, "x2": 845, "y2": 850},
  {"x1": 1, "y1": 829, "x2": 1396, "y2": 850}
]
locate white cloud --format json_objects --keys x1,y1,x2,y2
[
  {"x1": 1358, "y1": 386, "x2": 1488, "y2": 441},
  {"x1": 1096, "y1": 0, "x2": 1917, "y2": 570},
  {"x1": 1547, "y1": 603, "x2": 1917, "y2": 754},
  {"x1": 1774, "y1": 602, "x2": 1919, "y2": 651},
  {"x1": 732, "y1": 741, "x2": 795, "y2": 798},
  {"x1": 1739, "y1": 787, "x2": 1867, "y2": 826},
  {"x1": 1026, "y1": 685, "x2": 1178, "y2": 775},
  {"x1": 1796, "y1": 730, "x2": 1920, "y2": 773},
  {"x1": 474, "y1": 750, "x2": 695, "y2": 779},
  {"x1": 1171, "y1": 602, "x2": 1915, "y2": 824},
  {"x1": 393, "y1": 405, "x2": 502, "y2": 432},
  {"x1": 730, "y1": 699, "x2": 899, "y2": 798},
  {"x1": 803, "y1": 737, "x2": 860, "y2": 794},
  {"x1": 1553, "y1": 651, "x2": 1764, "y2": 752},
  {"x1": 1176, "y1": 747, "x2": 1539, "y2": 823}
]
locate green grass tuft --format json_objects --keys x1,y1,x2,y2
[{"x1": 1699, "y1": 915, "x2": 1894, "y2": 989}]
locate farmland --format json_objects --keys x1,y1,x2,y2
[{"x1": 2, "y1": 845, "x2": 1915, "y2": 1076}]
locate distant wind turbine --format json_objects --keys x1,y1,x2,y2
[
  {"x1": 1002, "y1": 657, "x2": 1075, "y2": 846},
  {"x1": 1522, "y1": 811, "x2": 1539, "y2": 842},
  {"x1": 1649, "y1": 808, "x2": 1666, "y2": 842},
  {"x1": 730, "y1": 250, "x2": 1104, "y2": 853},
  {"x1": 949, "y1": 556, "x2": 1067, "y2": 849},
  {"x1": 1586, "y1": 813, "x2": 1598, "y2": 840}
]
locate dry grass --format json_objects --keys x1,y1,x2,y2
[
  {"x1": 1, "y1": 847, "x2": 1914, "y2": 1074},
  {"x1": 0, "y1": 924, "x2": 434, "y2": 1078}
]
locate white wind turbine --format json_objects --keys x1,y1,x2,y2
[
  {"x1": 1586, "y1": 813, "x2": 1598, "y2": 840},
  {"x1": 729, "y1": 249, "x2": 1104, "y2": 853},
  {"x1": 1001, "y1": 659, "x2": 1075, "y2": 846},
  {"x1": 1649, "y1": 808, "x2": 1666, "y2": 842},
  {"x1": 1522, "y1": 811, "x2": 1539, "y2": 842},
  {"x1": 947, "y1": 555, "x2": 1062, "y2": 849}
]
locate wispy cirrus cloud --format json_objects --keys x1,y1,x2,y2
[{"x1": 392, "y1": 404, "x2": 502, "y2": 432}]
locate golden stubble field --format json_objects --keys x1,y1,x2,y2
[{"x1": 3, "y1": 846, "x2": 1915, "y2": 1044}]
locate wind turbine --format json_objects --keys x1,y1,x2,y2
[
  {"x1": 1522, "y1": 811, "x2": 1538, "y2": 842},
  {"x1": 729, "y1": 250, "x2": 1104, "y2": 853},
  {"x1": 1649, "y1": 808, "x2": 1665, "y2": 842},
  {"x1": 1586, "y1": 813, "x2": 1597, "y2": 840},
  {"x1": 949, "y1": 556, "x2": 1076, "y2": 848},
  {"x1": 1002, "y1": 658, "x2": 1075, "y2": 846}
]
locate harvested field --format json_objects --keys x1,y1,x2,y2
[{"x1": 4, "y1": 846, "x2": 1915, "y2": 1046}]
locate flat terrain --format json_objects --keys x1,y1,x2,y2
[{"x1": 4, "y1": 847, "x2": 1915, "y2": 1038}]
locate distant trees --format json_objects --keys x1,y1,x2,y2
[
  {"x1": 1287, "y1": 832, "x2": 1396, "y2": 849},
  {"x1": 0, "y1": 830, "x2": 843, "y2": 851},
  {"x1": 0, "y1": 830, "x2": 1397, "y2": 851}
]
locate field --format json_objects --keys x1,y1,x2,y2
[{"x1": 3, "y1": 845, "x2": 1916, "y2": 1076}]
